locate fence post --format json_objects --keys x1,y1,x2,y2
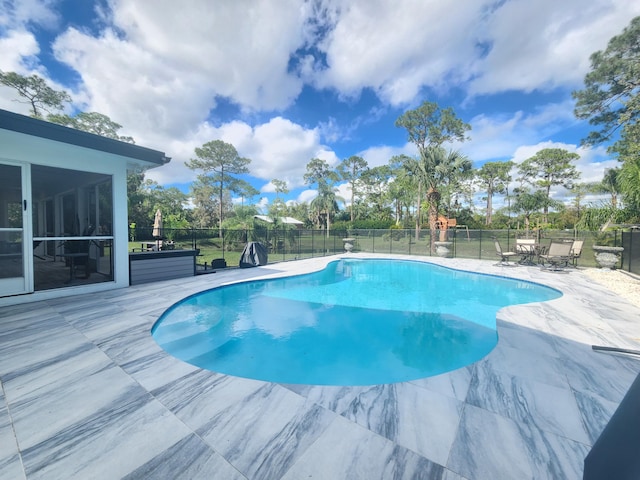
[
  {"x1": 452, "y1": 228, "x2": 456, "y2": 257},
  {"x1": 629, "y1": 230, "x2": 633, "y2": 273}
]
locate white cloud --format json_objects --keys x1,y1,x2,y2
[
  {"x1": 335, "y1": 182, "x2": 352, "y2": 206},
  {"x1": 0, "y1": 85, "x2": 32, "y2": 113},
  {"x1": 113, "y1": 0, "x2": 308, "y2": 109},
  {"x1": 297, "y1": 189, "x2": 317, "y2": 204},
  {"x1": 312, "y1": 0, "x2": 484, "y2": 105},
  {"x1": 260, "y1": 179, "x2": 291, "y2": 194},
  {"x1": 469, "y1": 0, "x2": 640, "y2": 95},
  {"x1": 358, "y1": 144, "x2": 416, "y2": 168},
  {"x1": 255, "y1": 197, "x2": 269, "y2": 214},
  {"x1": 574, "y1": 145, "x2": 617, "y2": 184},
  {"x1": 145, "y1": 116, "x2": 339, "y2": 189},
  {"x1": 261, "y1": 181, "x2": 276, "y2": 194},
  {"x1": 0, "y1": 30, "x2": 40, "y2": 73},
  {"x1": 50, "y1": 0, "x2": 309, "y2": 137},
  {"x1": 53, "y1": 27, "x2": 217, "y2": 139},
  {"x1": 460, "y1": 100, "x2": 579, "y2": 163},
  {"x1": 235, "y1": 117, "x2": 338, "y2": 187},
  {"x1": 0, "y1": 0, "x2": 60, "y2": 30},
  {"x1": 308, "y1": 0, "x2": 640, "y2": 104}
]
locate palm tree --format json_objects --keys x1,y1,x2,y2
[
  {"x1": 406, "y1": 147, "x2": 471, "y2": 253},
  {"x1": 438, "y1": 150, "x2": 473, "y2": 220},
  {"x1": 304, "y1": 158, "x2": 341, "y2": 237},
  {"x1": 511, "y1": 189, "x2": 559, "y2": 235},
  {"x1": 310, "y1": 184, "x2": 342, "y2": 236},
  {"x1": 619, "y1": 158, "x2": 640, "y2": 212},
  {"x1": 599, "y1": 168, "x2": 622, "y2": 209}
]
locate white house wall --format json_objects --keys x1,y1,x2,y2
[{"x1": 0, "y1": 128, "x2": 156, "y2": 306}]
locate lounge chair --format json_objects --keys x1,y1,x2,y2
[
  {"x1": 494, "y1": 239, "x2": 518, "y2": 266},
  {"x1": 539, "y1": 241, "x2": 572, "y2": 271}
]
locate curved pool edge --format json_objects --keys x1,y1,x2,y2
[{"x1": 151, "y1": 254, "x2": 563, "y2": 386}]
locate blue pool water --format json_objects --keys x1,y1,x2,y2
[{"x1": 152, "y1": 259, "x2": 561, "y2": 385}]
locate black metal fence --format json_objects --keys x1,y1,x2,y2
[{"x1": 128, "y1": 226, "x2": 640, "y2": 275}]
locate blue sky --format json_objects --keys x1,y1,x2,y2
[{"x1": 1, "y1": 0, "x2": 639, "y2": 213}]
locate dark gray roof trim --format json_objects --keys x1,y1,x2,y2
[{"x1": 0, "y1": 109, "x2": 170, "y2": 166}]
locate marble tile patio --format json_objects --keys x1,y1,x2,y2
[{"x1": 1, "y1": 254, "x2": 639, "y2": 479}]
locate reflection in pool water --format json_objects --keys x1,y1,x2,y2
[{"x1": 152, "y1": 259, "x2": 561, "y2": 385}]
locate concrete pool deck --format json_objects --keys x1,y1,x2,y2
[{"x1": 1, "y1": 254, "x2": 639, "y2": 479}]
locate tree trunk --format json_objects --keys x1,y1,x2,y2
[
  {"x1": 427, "y1": 188, "x2": 440, "y2": 255},
  {"x1": 486, "y1": 186, "x2": 493, "y2": 225},
  {"x1": 219, "y1": 169, "x2": 224, "y2": 240},
  {"x1": 544, "y1": 184, "x2": 550, "y2": 224},
  {"x1": 415, "y1": 184, "x2": 422, "y2": 241},
  {"x1": 326, "y1": 208, "x2": 330, "y2": 238},
  {"x1": 350, "y1": 184, "x2": 355, "y2": 222},
  {"x1": 218, "y1": 184, "x2": 223, "y2": 239}
]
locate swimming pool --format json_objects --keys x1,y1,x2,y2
[{"x1": 152, "y1": 258, "x2": 562, "y2": 385}]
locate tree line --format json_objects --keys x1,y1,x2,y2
[{"x1": 2, "y1": 16, "x2": 638, "y2": 250}]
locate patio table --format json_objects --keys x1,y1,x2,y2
[{"x1": 516, "y1": 243, "x2": 544, "y2": 266}]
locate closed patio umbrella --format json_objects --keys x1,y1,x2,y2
[{"x1": 152, "y1": 209, "x2": 163, "y2": 249}]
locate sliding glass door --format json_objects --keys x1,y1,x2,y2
[
  {"x1": 0, "y1": 163, "x2": 30, "y2": 296},
  {"x1": 0, "y1": 161, "x2": 116, "y2": 298}
]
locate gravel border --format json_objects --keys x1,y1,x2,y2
[{"x1": 581, "y1": 267, "x2": 640, "y2": 309}]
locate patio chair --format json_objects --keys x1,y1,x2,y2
[
  {"x1": 494, "y1": 239, "x2": 518, "y2": 266},
  {"x1": 569, "y1": 239, "x2": 584, "y2": 267},
  {"x1": 539, "y1": 241, "x2": 572, "y2": 271}
]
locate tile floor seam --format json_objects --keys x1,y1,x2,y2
[
  {"x1": 325, "y1": 406, "x2": 454, "y2": 476},
  {"x1": 50, "y1": 298, "x2": 249, "y2": 479},
  {"x1": 443, "y1": 393, "x2": 471, "y2": 479},
  {"x1": 0, "y1": 378, "x2": 27, "y2": 480},
  {"x1": 265, "y1": 404, "x2": 341, "y2": 480},
  {"x1": 105, "y1": 358, "x2": 249, "y2": 478}
]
